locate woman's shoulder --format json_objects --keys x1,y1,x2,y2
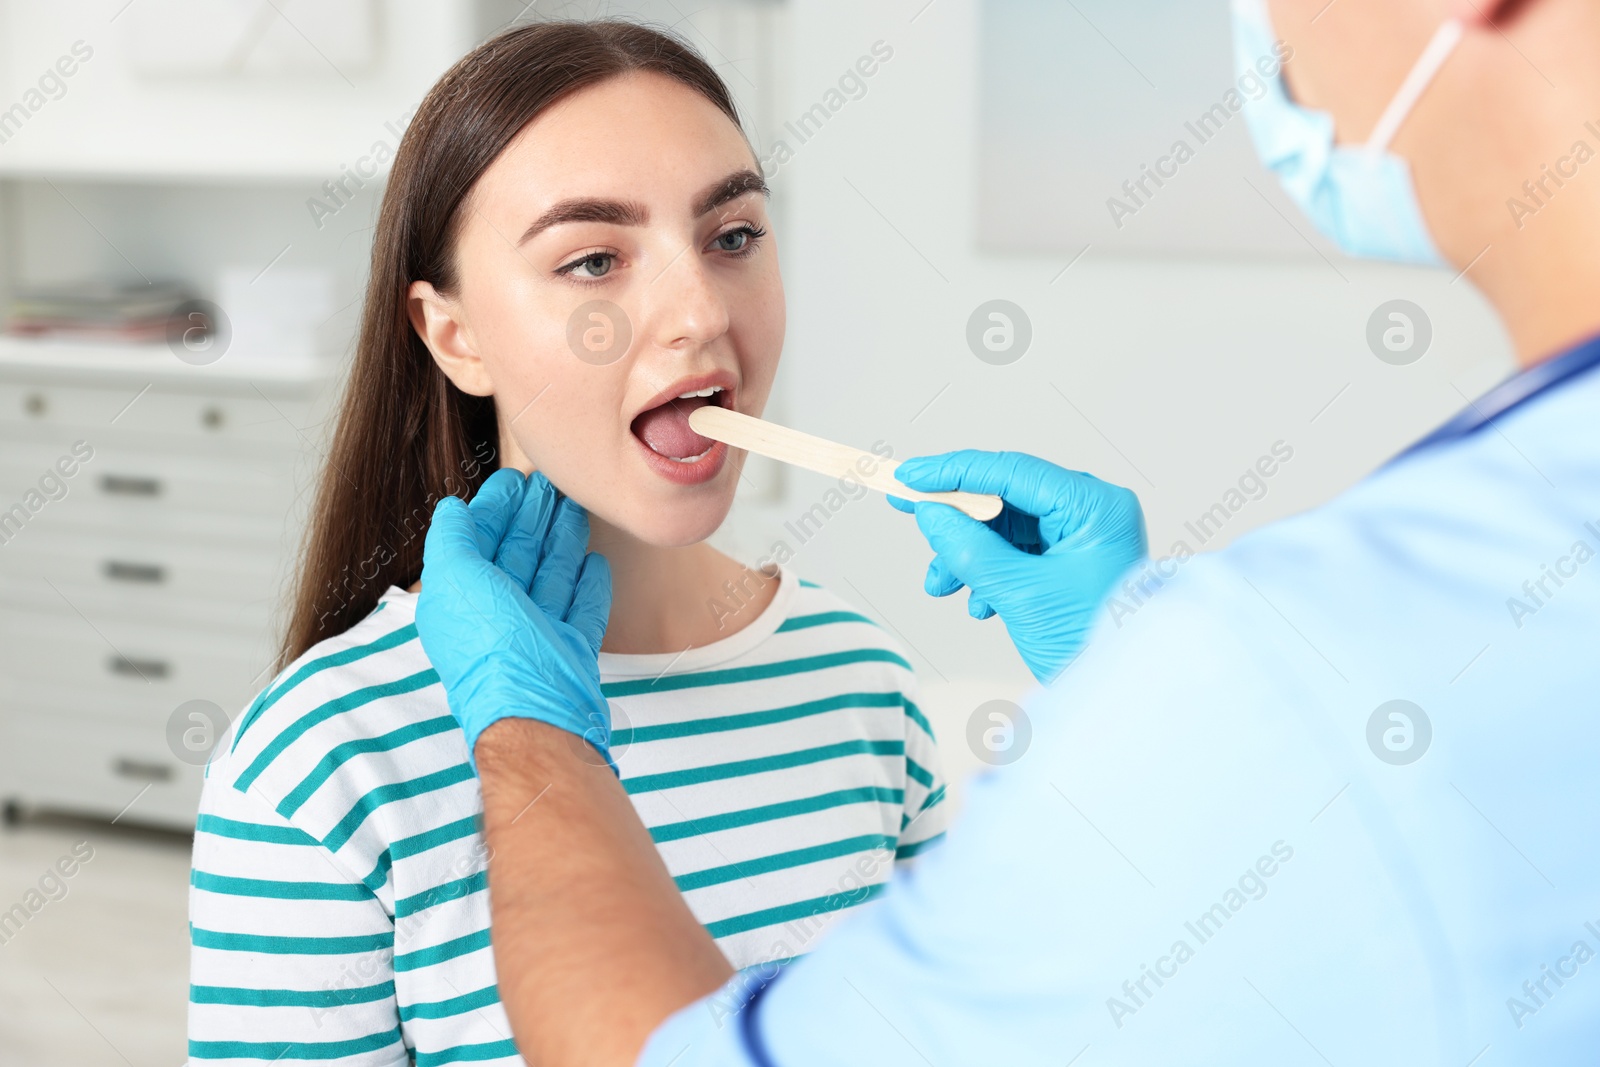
[
  {"x1": 226, "y1": 589, "x2": 439, "y2": 754},
  {"x1": 776, "y1": 575, "x2": 913, "y2": 665},
  {"x1": 782, "y1": 577, "x2": 945, "y2": 793},
  {"x1": 205, "y1": 588, "x2": 474, "y2": 851},
  {"x1": 722, "y1": 571, "x2": 925, "y2": 704}
]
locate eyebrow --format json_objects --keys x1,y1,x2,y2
[
  {"x1": 693, "y1": 168, "x2": 769, "y2": 217},
  {"x1": 519, "y1": 197, "x2": 647, "y2": 245},
  {"x1": 517, "y1": 168, "x2": 769, "y2": 245}
]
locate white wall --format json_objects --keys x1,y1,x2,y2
[{"x1": 712, "y1": 0, "x2": 1516, "y2": 776}]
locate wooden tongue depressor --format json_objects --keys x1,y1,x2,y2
[{"x1": 689, "y1": 406, "x2": 1003, "y2": 522}]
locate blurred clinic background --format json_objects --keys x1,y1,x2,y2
[{"x1": 0, "y1": 0, "x2": 1513, "y2": 1061}]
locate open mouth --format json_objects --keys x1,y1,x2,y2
[{"x1": 630, "y1": 385, "x2": 730, "y2": 463}]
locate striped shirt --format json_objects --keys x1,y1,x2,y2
[{"x1": 187, "y1": 568, "x2": 948, "y2": 1065}]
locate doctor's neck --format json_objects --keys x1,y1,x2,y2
[{"x1": 1409, "y1": 0, "x2": 1600, "y2": 364}]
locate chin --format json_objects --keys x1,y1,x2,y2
[
  {"x1": 616, "y1": 504, "x2": 732, "y2": 548},
  {"x1": 534, "y1": 448, "x2": 741, "y2": 549}
]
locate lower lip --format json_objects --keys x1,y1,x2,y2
[{"x1": 632, "y1": 433, "x2": 730, "y2": 486}]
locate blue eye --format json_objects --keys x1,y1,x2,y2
[
  {"x1": 713, "y1": 225, "x2": 766, "y2": 254},
  {"x1": 566, "y1": 252, "x2": 614, "y2": 279}
]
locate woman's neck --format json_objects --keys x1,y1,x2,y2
[{"x1": 587, "y1": 517, "x2": 778, "y2": 655}]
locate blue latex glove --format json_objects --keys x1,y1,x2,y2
[
  {"x1": 889, "y1": 450, "x2": 1146, "y2": 683},
  {"x1": 415, "y1": 468, "x2": 613, "y2": 767}
]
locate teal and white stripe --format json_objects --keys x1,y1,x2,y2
[{"x1": 189, "y1": 568, "x2": 947, "y2": 1065}]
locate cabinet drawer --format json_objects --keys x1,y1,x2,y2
[
  {"x1": 0, "y1": 579, "x2": 285, "y2": 635},
  {"x1": 0, "y1": 710, "x2": 205, "y2": 830},
  {"x1": 0, "y1": 380, "x2": 315, "y2": 448},
  {"x1": 0, "y1": 609, "x2": 274, "y2": 709},
  {"x1": 0, "y1": 675, "x2": 238, "y2": 734},
  {"x1": 0, "y1": 527, "x2": 284, "y2": 606},
  {"x1": 0, "y1": 497, "x2": 301, "y2": 553},
  {"x1": 0, "y1": 442, "x2": 303, "y2": 523}
]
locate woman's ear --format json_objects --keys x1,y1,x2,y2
[{"x1": 408, "y1": 280, "x2": 495, "y2": 397}]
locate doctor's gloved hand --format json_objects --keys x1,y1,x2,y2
[
  {"x1": 890, "y1": 450, "x2": 1146, "y2": 683},
  {"x1": 415, "y1": 468, "x2": 614, "y2": 768}
]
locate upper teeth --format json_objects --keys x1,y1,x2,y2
[{"x1": 677, "y1": 386, "x2": 723, "y2": 399}]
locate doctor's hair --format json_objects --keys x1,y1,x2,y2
[{"x1": 281, "y1": 20, "x2": 744, "y2": 664}]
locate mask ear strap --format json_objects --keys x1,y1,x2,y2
[{"x1": 1366, "y1": 19, "x2": 1465, "y2": 153}]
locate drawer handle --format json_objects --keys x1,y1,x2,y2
[
  {"x1": 23, "y1": 393, "x2": 47, "y2": 417},
  {"x1": 112, "y1": 758, "x2": 174, "y2": 783},
  {"x1": 108, "y1": 655, "x2": 170, "y2": 680},
  {"x1": 100, "y1": 475, "x2": 163, "y2": 497},
  {"x1": 103, "y1": 560, "x2": 166, "y2": 584}
]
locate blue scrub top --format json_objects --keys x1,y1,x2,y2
[
  {"x1": 1404, "y1": 331, "x2": 1600, "y2": 454},
  {"x1": 642, "y1": 334, "x2": 1600, "y2": 1066}
]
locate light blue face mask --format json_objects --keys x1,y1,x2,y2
[{"x1": 1232, "y1": 0, "x2": 1464, "y2": 266}]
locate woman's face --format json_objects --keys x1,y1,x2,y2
[{"x1": 412, "y1": 71, "x2": 784, "y2": 546}]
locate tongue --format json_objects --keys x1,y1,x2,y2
[{"x1": 633, "y1": 396, "x2": 717, "y2": 460}]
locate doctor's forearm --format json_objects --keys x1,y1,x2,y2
[{"x1": 475, "y1": 721, "x2": 734, "y2": 1067}]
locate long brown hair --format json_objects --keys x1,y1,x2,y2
[{"x1": 281, "y1": 21, "x2": 743, "y2": 664}]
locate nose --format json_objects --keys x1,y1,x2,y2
[{"x1": 641, "y1": 241, "x2": 731, "y2": 352}]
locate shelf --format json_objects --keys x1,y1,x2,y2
[
  {"x1": 0, "y1": 160, "x2": 393, "y2": 186},
  {"x1": 0, "y1": 335, "x2": 338, "y2": 391}
]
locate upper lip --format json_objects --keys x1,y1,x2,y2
[{"x1": 630, "y1": 369, "x2": 738, "y2": 423}]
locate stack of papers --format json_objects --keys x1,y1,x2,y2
[{"x1": 6, "y1": 281, "x2": 196, "y2": 343}]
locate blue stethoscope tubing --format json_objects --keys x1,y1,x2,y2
[{"x1": 1399, "y1": 331, "x2": 1600, "y2": 459}]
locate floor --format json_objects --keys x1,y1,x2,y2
[{"x1": 0, "y1": 814, "x2": 191, "y2": 1066}]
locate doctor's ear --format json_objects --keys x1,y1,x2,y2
[
  {"x1": 408, "y1": 280, "x2": 495, "y2": 397},
  {"x1": 1447, "y1": 0, "x2": 1529, "y2": 26}
]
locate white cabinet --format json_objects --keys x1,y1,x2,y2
[
  {"x1": 0, "y1": 339, "x2": 333, "y2": 828},
  {"x1": 0, "y1": 0, "x2": 477, "y2": 181}
]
